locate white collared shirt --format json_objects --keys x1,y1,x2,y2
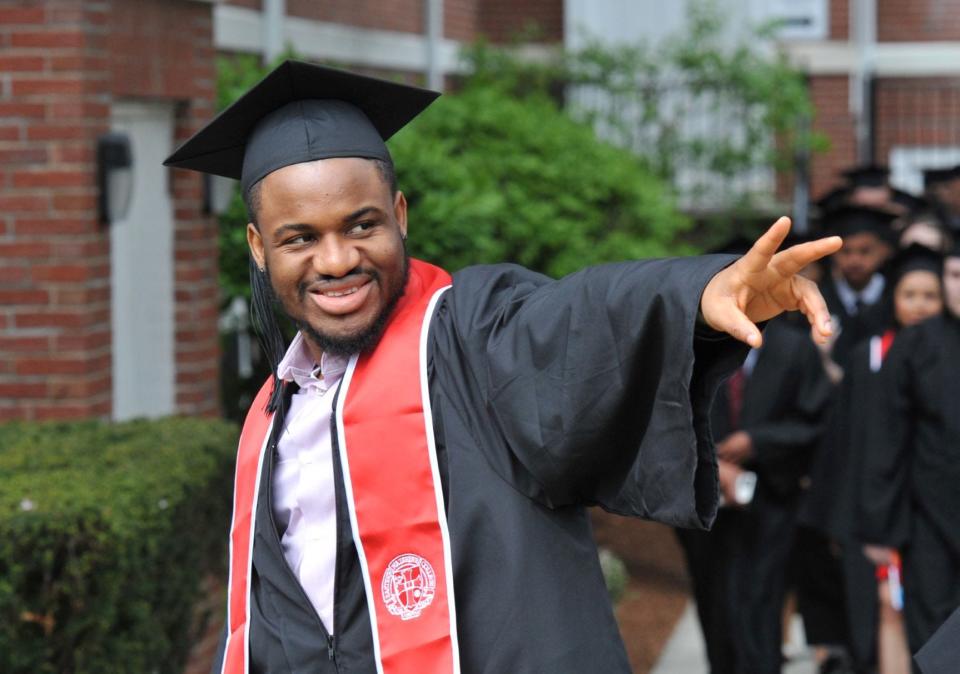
[
  {"x1": 272, "y1": 332, "x2": 351, "y2": 634},
  {"x1": 834, "y1": 273, "x2": 885, "y2": 315}
]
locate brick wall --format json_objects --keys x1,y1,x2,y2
[
  {"x1": 809, "y1": 75, "x2": 858, "y2": 201},
  {"x1": 829, "y1": 0, "x2": 850, "y2": 40},
  {"x1": 878, "y1": 0, "x2": 960, "y2": 42},
  {"x1": 0, "y1": 0, "x2": 219, "y2": 421},
  {"x1": 477, "y1": 0, "x2": 562, "y2": 42},
  {"x1": 285, "y1": 0, "x2": 424, "y2": 34}
]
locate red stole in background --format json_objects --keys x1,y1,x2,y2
[{"x1": 221, "y1": 259, "x2": 459, "y2": 674}]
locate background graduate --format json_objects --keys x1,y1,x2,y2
[
  {"x1": 165, "y1": 60, "x2": 841, "y2": 674},
  {"x1": 829, "y1": 245, "x2": 944, "y2": 674},
  {"x1": 858, "y1": 242, "x2": 960, "y2": 663}
]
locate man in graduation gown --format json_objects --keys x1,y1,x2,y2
[
  {"x1": 816, "y1": 205, "x2": 897, "y2": 369},
  {"x1": 858, "y1": 244, "x2": 960, "y2": 659},
  {"x1": 164, "y1": 60, "x2": 840, "y2": 674},
  {"x1": 676, "y1": 315, "x2": 831, "y2": 674}
]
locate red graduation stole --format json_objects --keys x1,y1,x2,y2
[{"x1": 221, "y1": 259, "x2": 460, "y2": 674}]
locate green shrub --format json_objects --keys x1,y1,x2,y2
[
  {"x1": 391, "y1": 83, "x2": 692, "y2": 277},
  {"x1": 0, "y1": 417, "x2": 238, "y2": 674}
]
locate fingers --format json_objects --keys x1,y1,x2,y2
[
  {"x1": 739, "y1": 216, "x2": 792, "y2": 273},
  {"x1": 715, "y1": 304, "x2": 763, "y2": 348},
  {"x1": 772, "y1": 235, "x2": 843, "y2": 277},
  {"x1": 795, "y1": 276, "x2": 833, "y2": 343}
]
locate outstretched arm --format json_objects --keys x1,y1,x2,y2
[{"x1": 700, "y1": 217, "x2": 842, "y2": 348}]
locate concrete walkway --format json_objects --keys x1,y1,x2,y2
[{"x1": 651, "y1": 602, "x2": 817, "y2": 674}]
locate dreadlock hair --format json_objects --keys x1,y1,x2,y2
[{"x1": 249, "y1": 258, "x2": 288, "y2": 413}]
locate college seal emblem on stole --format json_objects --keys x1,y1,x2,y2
[{"x1": 381, "y1": 553, "x2": 438, "y2": 620}]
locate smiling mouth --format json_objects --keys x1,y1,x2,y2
[{"x1": 321, "y1": 286, "x2": 361, "y2": 298}]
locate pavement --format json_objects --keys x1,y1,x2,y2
[{"x1": 651, "y1": 601, "x2": 818, "y2": 674}]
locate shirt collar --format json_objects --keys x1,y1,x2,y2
[
  {"x1": 834, "y1": 273, "x2": 885, "y2": 315},
  {"x1": 276, "y1": 332, "x2": 350, "y2": 391}
]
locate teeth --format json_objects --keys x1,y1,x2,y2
[{"x1": 322, "y1": 286, "x2": 359, "y2": 298}]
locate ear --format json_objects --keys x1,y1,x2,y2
[
  {"x1": 247, "y1": 223, "x2": 266, "y2": 270},
  {"x1": 394, "y1": 190, "x2": 408, "y2": 240}
]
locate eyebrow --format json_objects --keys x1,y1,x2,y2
[{"x1": 271, "y1": 206, "x2": 386, "y2": 243}]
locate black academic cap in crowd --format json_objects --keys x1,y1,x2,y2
[
  {"x1": 814, "y1": 185, "x2": 852, "y2": 215},
  {"x1": 842, "y1": 164, "x2": 890, "y2": 188},
  {"x1": 163, "y1": 60, "x2": 440, "y2": 195},
  {"x1": 889, "y1": 243, "x2": 943, "y2": 285},
  {"x1": 823, "y1": 204, "x2": 898, "y2": 242},
  {"x1": 891, "y1": 189, "x2": 929, "y2": 214},
  {"x1": 922, "y1": 165, "x2": 960, "y2": 189}
]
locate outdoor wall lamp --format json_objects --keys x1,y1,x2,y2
[
  {"x1": 203, "y1": 173, "x2": 238, "y2": 216},
  {"x1": 97, "y1": 131, "x2": 133, "y2": 225}
]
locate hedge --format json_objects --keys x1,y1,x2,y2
[{"x1": 0, "y1": 417, "x2": 238, "y2": 674}]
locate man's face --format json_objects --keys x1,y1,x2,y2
[
  {"x1": 247, "y1": 157, "x2": 408, "y2": 359},
  {"x1": 833, "y1": 232, "x2": 890, "y2": 290},
  {"x1": 943, "y1": 257, "x2": 960, "y2": 318}
]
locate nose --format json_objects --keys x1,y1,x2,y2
[{"x1": 313, "y1": 235, "x2": 360, "y2": 278}]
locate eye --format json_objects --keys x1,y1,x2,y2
[
  {"x1": 284, "y1": 233, "x2": 314, "y2": 246},
  {"x1": 348, "y1": 221, "x2": 375, "y2": 235}
]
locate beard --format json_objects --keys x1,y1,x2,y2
[{"x1": 264, "y1": 248, "x2": 410, "y2": 358}]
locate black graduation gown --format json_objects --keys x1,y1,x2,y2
[
  {"x1": 859, "y1": 315, "x2": 960, "y2": 653},
  {"x1": 676, "y1": 318, "x2": 830, "y2": 674},
  {"x1": 213, "y1": 257, "x2": 747, "y2": 674},
  {"x1": 818, "y1": 274, "x2": 892, "y2": 369}
]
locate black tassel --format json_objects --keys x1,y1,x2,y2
[{"x1": 248, "y1": 259, "x2": 287, "y2": 414}]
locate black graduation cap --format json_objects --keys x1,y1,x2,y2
[
  {"x1": 842, "y1": 164, "x2": 890, "y2": 188},
  {"x1": 891, "y1": 188, "x2": 929, "y2": 214},
  {"x1": 814, "y1": 185, "x2": 852, "y2": 215},
  {"x1": 923, "y1": 165, "x2": 960, "y2": 190},
  {"x1": 163, "y1": 60, "x2": 440, "y2": 195},
  {"x1": 822, "y1": 204, "x2": 898, "y2": 242},
  {"x1": 889, "y1": 243, "x2": 943, "y2": 285}
]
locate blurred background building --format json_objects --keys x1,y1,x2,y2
[{"x1": 3, "y1": 0, "x2": 960, "y2": 421}]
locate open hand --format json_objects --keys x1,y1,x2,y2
[{"x1": 700, "y1": 217, "x2": 842, "y2": 348}]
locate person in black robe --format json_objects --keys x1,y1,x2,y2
[
  {"x1": 164, "y1": 60, "x2": 841, "y2": 673},
  {"x1": 676, "y1": 315, "x2": 831, "y2": 674},
  {"x1": 816, "y1": 205, "x2": 898, "y2": 369},
  {"x1": 858, "y1": 244, "x2": 960, "y2": 662},
  {"x1": 819, "y1": 246, "x2": 944, "y2": 674}
]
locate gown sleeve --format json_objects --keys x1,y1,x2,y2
[
  {"x1": 746, "y1": 326, "x2": 831, "y2": 469},
  {"x1": 858, "y1": 327, "x2": 917, "y2": 548},
  {"x1": 434, "y1": 256, "x2": 747, "y2": 529}
]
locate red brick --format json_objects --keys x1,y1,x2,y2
[
  {"x1": 54, "y1": 331, "x2": 111, "y2": 352},
  {"x1": 0, "y1": 194, "x2": 49, "y2": 212},
  {"x1": 0, "y1": 147, "x2": 48, "y2": 165},
  {"x1": 0, "y1": 266, "x2": 29, "y2": 283},
  {"x1": 0, "y1": 8, "x2": 46, "y2": 24},
  {"x1": 15, "y1": 358, "x2": 90, "y2": 376},
  {"x1": 0, "y1": 381, "x2": 47, "y2": 398},
  {"x1": 48, "y1": 101, "x2": 109, "y2": 120},
  {"x1": 26, "y1": 125, "x2": 94, "y2": 142},
  {"x1": 12, "y1": 170, "x2": 90, "y2": 189},
  {"x1": 47, "y1": 376, "x2": 111, "y2": 400},
  {"x1": 30, "y1": 265, "x2": 94, "y2": 283},
  {"x1": 0, "y1": 288, "x2": 49, "y2": 304},
  {"x1": 10, "y1": 31, "x2": 84, "y2": 49},
  {"x1": 12, "y1": 77, "x2": 87, "y2": 96},
  {"x1": 0, "y1": 55, "x2": 45, "y2": 72},
  {"x1": 0, "y1": 336, "x2": 50, "y2": 353},
  {"x1": 0, "y1": 125, "x2": 22, "y2": 141},
  {"x1": 0, "y1": 102, "x2": 46, "y2": 119},
  {"x1": 52, "y1": 192, "x2": 96, "y2": 212},
  {"x1": 32, "y1": 404, "x2": 95, "y2": 421},
  {"x1": 14, "y1": 217, "x2": 93, "y2": 235},
  {"x1": 14, "y1": 311, "x2": 97, "y2": 329},
  {"x1": 53, "y1": 143, "x2": 94, "y2": 164}
]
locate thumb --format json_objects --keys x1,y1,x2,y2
[{"x1": 713, "y1": 304, "x2": 763, "y2": 348}]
